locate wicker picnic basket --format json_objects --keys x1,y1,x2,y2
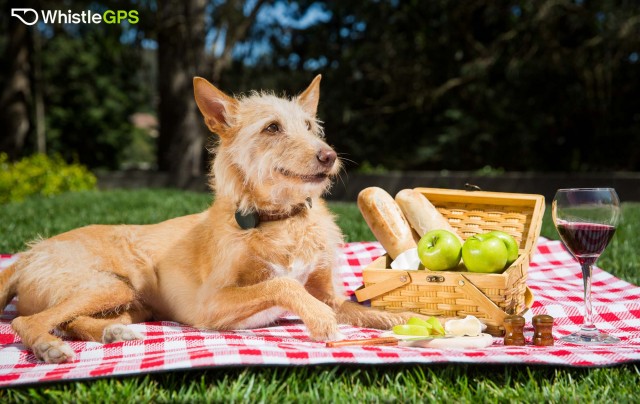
[{"x1": 354, "y1": 187, "x2": 545, "y2": 336}]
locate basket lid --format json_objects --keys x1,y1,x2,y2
[{"x1": 414, "y1": 187, "x2": 545, "y2": 254}]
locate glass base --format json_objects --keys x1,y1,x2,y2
[{"x1": 561, "y1": 330, "x2": 620, "y2": 345}]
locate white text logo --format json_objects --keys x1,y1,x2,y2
[
  {"x1": 10, "y1": 8, "x2": 39, "y2": 25},
  {"x1": 10, "y1": 8, "x2": 139, "y2": 25}
]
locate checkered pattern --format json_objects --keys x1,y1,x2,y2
[{"x1": 1, "y1": 239, "x2": 640, "y2": 387}]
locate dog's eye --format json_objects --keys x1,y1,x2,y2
[
  {"x1": 264, "y1": 123, "x2": 280, "y2": 134},
  {"x1": 305, "y1": 121, "x2": 312, "y2": 131}
]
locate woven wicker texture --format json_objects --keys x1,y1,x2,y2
[{"x1": 361, "y1": 188, "x2": 545, "y2": 336}]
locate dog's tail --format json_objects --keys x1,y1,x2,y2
[{"x1": 0, "y1": 262, "x2": 18, "y2": 311}]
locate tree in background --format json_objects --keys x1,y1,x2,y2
[
  {"x1": 0, "y1": 0, "x2": 33, "y2": 160},
  {"x1": 1, "y1": 0, "x2": 639, "y2": 182},
  {"x1": 156, "y1": 0, "x2": 271, "y2": 187},
  {"x1": 0, "y1": 0, "x2": 150, "y2": 169},
  {"x1": 260, "y1": 0, "x2": 640, "y2": 172},
  {"x1": 43, "y1": 24, "x2": 149, "y2": 169},
  {"x1": 156, "y1": 0, "x2": 207, "y2": 187},
  {"x1": 0, "y1": 0, "x2": 277, "y2": 184}
]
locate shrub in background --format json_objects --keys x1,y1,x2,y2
[{"x1": 0, "y1": 153, "x2": 97, "y2": 204}]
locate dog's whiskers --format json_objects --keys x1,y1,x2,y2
[{"x1": 336, "y1": 169, "x2": 348, "y2": 191}]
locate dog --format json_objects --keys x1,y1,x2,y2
[{"x1": 0, "y1": 76, "x2": 415, "y2": 363}]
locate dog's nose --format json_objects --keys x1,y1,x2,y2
[{"x1": 316, "y1": 149, "x2": 337, "y2": 167}]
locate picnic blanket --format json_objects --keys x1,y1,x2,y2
[{"x1": 1, "y1": 238, "x2": 640, "y2": 387}]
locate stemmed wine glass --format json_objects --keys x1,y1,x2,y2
[{"x1": 552, "y1": 188, "x2": 621, "y2": 344}]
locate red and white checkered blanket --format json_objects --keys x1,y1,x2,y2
[{"x1": 1, "y1": 238, "x2": 640, "y2": 387}]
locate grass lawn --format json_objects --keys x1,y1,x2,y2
[{"x1": 1, "y1": 189, "x2": 639, "y2": 402}]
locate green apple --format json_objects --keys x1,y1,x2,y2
[
  {"x1": 407, "y1": 317, "x2": 434, "y2": 330},
  {"x1": 392, "y1": 324, "x2": 430, "y2": 336},
  {"x1": 462, "y1": 234, "x2": 508, "y2": 273},
  {"x1": 426, "y1": 317, "x2": 446, "y2": 335},
  {"x1": 417, "y1": 230, "x2": 462, "y2": 271},
  {"x1": 486, "y1": 230, "x2": 519, "y2": 267}
]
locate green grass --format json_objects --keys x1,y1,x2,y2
[
  {"x1": 2, "y1": 365, "x2": 640, "y2": 403},
  {"x1": 1, "y1": 189, "x2": 639, "y2": 402}
]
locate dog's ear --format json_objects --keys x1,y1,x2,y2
[
  {"x1": 297, "y1": 74, "x2": 322, "y2": 116},
  {"x1": 193, "y1": 77, "x2": 237, "y2": 134}
]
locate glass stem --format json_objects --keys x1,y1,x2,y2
[{"x1": 581, "y1": 263, "x2": 596, "y2": 332}]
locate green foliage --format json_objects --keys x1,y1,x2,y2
[
  {"x1": 356, "y1": 161, "x2": 389, "y2": 174},
  {"x1": 255, "y1": 1, "x2": 640, "y2": 172},
  {"x1": 119, "y1": 126, "x2": 158, "y2": 170},
  {"x1": 40, "y1": 24, "x2": 151, "y2": 169},
  {"x1": 3, "y1": 1, "x2": 637, "y2": 174},
  {"x1": 474, "y1": 165, "x2": 506, "y2": 177},
  {"x1": 0, "y1": 153, "x2": 96, "y2": 204}
]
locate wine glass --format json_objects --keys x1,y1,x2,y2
[{"x1": 552, "y1": 188, "x2": 621, "y2": 344}]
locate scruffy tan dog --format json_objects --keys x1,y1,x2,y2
[{"x1": 0, "y1": 76, "x2": 414, "y2": 363}]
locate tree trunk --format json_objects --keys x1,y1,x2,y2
[
  {"x1": 157, "y1": 0, "x2": 207, "y2": 188},
  {"x1": 210, "y1": 0, "x2": 270, "y2": 84},
  {"x1": 33, "y1": 28, "x2": 46, "y2": 154},
  {"x1": 0, "y1": 0, "x2": 32, "y2": 160}
]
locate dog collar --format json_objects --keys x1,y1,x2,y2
[{"x1": 235, "y1": 198, "x2": 312, "y2": 230}]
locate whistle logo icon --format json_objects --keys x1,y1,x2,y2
[{"x1": 11, "y1": 8, "x2": 39, "y2": 25}]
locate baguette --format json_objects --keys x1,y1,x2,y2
[
  {"x1": 395, "y1": 189, "x2": 463, "y2": 243},
  {"x1": 357, "y1": 187, "x2": 417, "y2": 259},
  {"x1": 326, "y1": 337, "x2": 399, "y2": 347}
]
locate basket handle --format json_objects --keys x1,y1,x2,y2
[
  {"x1": 354, "y1": 272, "x2": 412, "y2": 302},
  {"x1": 519, "y1": 286, "x2": 535, "y2": 316},
  {"x1": 453, "y1": 273, "x2": 510, "y2": 324},
  {"x1": 454, "y1": 274, "x2": 535, "y2": 324}
]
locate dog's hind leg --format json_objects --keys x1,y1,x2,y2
[
  {"x1": 11, "y1": 281, "x2": 137, "y2": 363},
  {"x1": 61, "y1": 304, "x2": 151, "y2": 343},
  {"x1": 0, "y1": 263, "x2": 17, "y2": 311}
]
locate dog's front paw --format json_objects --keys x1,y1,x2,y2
[
  {"x1": 102, "y1": 324, "x2": 144, "y2": 344},
  {"x1": 34, "y1": 340, "x2": 76, "y2": 363},
  {"x1": 303, "y1": 303, "x2": 340, "y2": 341},
  {"x1": 307, "y1": 320, "x2": 340, "y2": 341},
  {"x1": 324, "y1": 330, "x2": 346, "y2": 342}
]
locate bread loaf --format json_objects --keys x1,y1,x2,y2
[
  {"x1": 357, "y1": 187, "x2": 417, "y2": 259},
  {"x1": 395, "y1": 189, "x2": 463, "y2": 243}
]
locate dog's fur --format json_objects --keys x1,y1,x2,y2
[{"x1": 0, "y1": 76, "x2": 414, "y2": 363}]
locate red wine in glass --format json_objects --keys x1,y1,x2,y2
[
  {"x1": 552, "y1": 188, "x2": 620, "y2": 345},
  {"x1": 556, "y1": 222, "x2": 616, "y2": 266}
]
